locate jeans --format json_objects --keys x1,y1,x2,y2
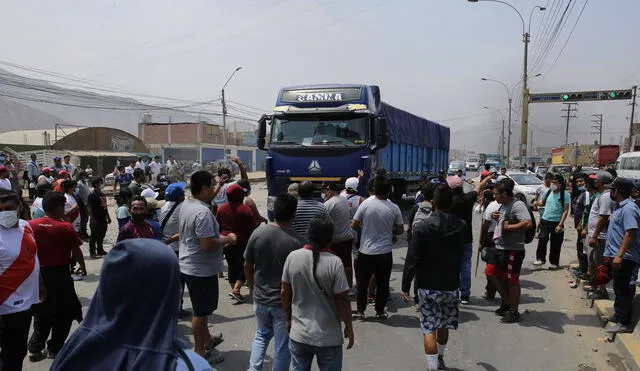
[
  {"x1": 0, "y1": 309, "x2": 32, "y2": 371},
  {"x1": 249, "y1": 303, "x2": 290, "y2": 371},
  {"x1": 89, "y1": 219, "x2": 108, "y2": 255},
  {"x1": 613, "y1": 259, "x2": 639, "y2": 326},
  {"x1": 459, "y1": 243, "x2": 473, "y2": 297},
  {"x1": 356, "y1": 252, "x2": 392, "y2": 313},
  {"x1": 289, "y1": 339, "x2": 342, "y2": 371},
  {"x1": 536, "y1": 220, "x2": 564, "y2": 265},
  {"x1": 576, "y1": 234, "x2": 588, "y2": 273}
]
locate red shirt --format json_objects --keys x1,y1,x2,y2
[
  {"x1": 29, "y1": 217, "x2": 81, "y2": 267},
  {"x1": 216, "y1": 202, "x2": 258, "y2": 247}
]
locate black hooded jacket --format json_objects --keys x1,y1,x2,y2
[{"x1": 402, "y1": 211, "x2": 467, "y2": 292}]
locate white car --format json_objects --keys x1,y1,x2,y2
[
  {"x1": 466, "y1": 158, "x2": 479, "y2": 171},
  {"x1": 506, "y1": 171, "x2": 544, "y2": 207}
]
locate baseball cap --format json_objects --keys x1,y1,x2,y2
[
  {"x1": 141, "y1": 188, "x2": 160, "y2": 199},
  {"x1": 609, "y1": 177, "x2": 634, "y2": 195},
  {"x1": 226, "y1": 183, "x2": 245, "y2": 202},
  {"x1": 59, "y1": 170, "x2": 69, "y2": 177},
  {"x1": 0, "y1": 166, "x2": 7, "y2": 172},
  {"x1": 446, "y1": 175, "x2": 463, "y2": 189},
  {"x1": 165, "y1": 182, "x2": 187, "y2": 202},
  {"x1": 345, "y1": 177, "x2": 359, "y2": 191},
  {"x1": 496, "y1": 175, "x2": 508, "y2": 181},
  {"x1": 53, "y1": 156, "x2": 61, "y2": 161},
  {"x1": 596, "y1": 171, "x2": 613, "y2": 185},
  {"x1": 489, "y1": 167, "x2": 498, "y2": 174},
  {"x1": 42, "y1": 167, "x2": 51, "y2": 173}
]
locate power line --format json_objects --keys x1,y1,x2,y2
[
  {"x1": 542, "y1": 0, "x2": 589, "y2": 77},
  {"x1": 531, "y1": 0, "x2": 576, "y2": 73}
]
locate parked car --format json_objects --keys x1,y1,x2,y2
[
  {"x1": 534, "y1": 165, "x2": 549, "y2": 179},
  {"x1": 506, "y1": 171, "x2": 544, "y2": 207},
  {"x1": 448, "y1": 160, "x2": 467, "y2": 176}
]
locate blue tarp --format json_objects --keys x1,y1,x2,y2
[{"x1": 380, "y1": 102, "x2": 450, "y2": 150}]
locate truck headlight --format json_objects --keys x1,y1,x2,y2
[{"x1": 267, "y1": 196, "x2": 276, "y2": 212}]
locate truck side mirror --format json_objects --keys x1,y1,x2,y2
[
  {"x1": 257, "y1": 115, "x2": 270, "y2": 150},
  {"x1": 371, "y1": 116, "x2": 388, "y2": 152}
]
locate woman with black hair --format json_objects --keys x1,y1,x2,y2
[
  {"x1": 535, "y1": 174, "x2": 571, "y2": 269},
  {"x1": 281, "y1": 217, "x2": 354, "y2": 370}
]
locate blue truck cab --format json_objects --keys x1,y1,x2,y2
[{"x1": 257, "y1": 84, "x2": 450, "y2": 218}]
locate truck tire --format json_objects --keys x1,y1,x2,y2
[{"x1": 391, "y1": 179, "x2": 406, "y2": 203}]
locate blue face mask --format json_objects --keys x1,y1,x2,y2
[{"x1": 578, "y1": 186, "x2": 586, "y2": 192}]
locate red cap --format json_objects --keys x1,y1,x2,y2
[
  {"x1": 59, "y1": 170, "x2": 70, "y2": 176},
  {"x1": 42, "y1": 167, "x2": 51, "y2": 173},
  {"x1": 0, "y1": 166, "x2": 7, "y2": 172},
  {"x1": 226, "y1": 183, "x2": 245, "y2": 203}
]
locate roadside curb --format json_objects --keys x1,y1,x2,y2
[{"x1": 591, "y1": 291, "x2": 640, "y2": 370}]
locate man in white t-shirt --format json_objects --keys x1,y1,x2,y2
[
  {"x1": 0, "y1": 188, "x2": 41, "y2": 370},
  {"x1": 149, "y1": 156, "x2": 162, "y2": 184},
  {"x1": 60, "y1": 180, "x2": 81, "y2": 233},
  {"x1": 125, "y1": 160, "x2": 136, "y2": 175},
  {"x1": 0, "y1": 166, "x2": 12, "y2": 190},
  {"x1": 62, "y1": 155, "x2": 77, "y2": 178},
  {"x1": 135, "y1": 157, "x2": 146, "y2": 171},
  {"x1": 351, "y1": 175, "x2": 404, "y2": 320}
]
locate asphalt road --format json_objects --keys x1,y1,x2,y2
[{"x1": 23, "y1": 177, "x2": 631, "y2": 371}]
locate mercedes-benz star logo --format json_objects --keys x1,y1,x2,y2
[{"x1": 308, "y1": 160, "x2": 322, "y2": 176}]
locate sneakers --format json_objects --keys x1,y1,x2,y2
[
  {"x1": 460, "y1": 295, "x2": 470, "y2": 305},
  {"x1": 494, "y1": 304, "x2": 511, "y2": 316},
  {"x1": 96, "y1": 249, "x2": 107, "y2": 256},
  {"x1": 500, "y1": 310, "x2": 521, "y2": 323},
  {"x1": 47, "y1": 349, "x2": 57, "y2": 359},
  {"x1": 375, "y1": 311, "x2": 389, "y2": 321},
  {"x1": 438, "y1": 355, "x2": 446, "y2": 370},
  {"x1": 28, "y1": 350, "x2": 47, "y2": 362},
  {"x1": 228, "y1": 291, "x2": 245, "y2": 303},
  {"x1": 352, "y1": 311, "x2": 365, "y2": 320},
  {"x1": 600, "y1": 314, "x2": 619, "y2": 323},
  {"x1": 533, "y1": 260, "x2": 545, "y2": 266},
  {"x1": 204, "y1": 348, "x2": 224, "y2": 365},
  {"x1": 548, "y1": 264, "x2": 560, "y2": 270},
  {"x1": 70, "y1": 274, "x2": 84, "y2": 281},
  {"x1": 606, "y1": 323, "x2": 631, "y2": 334}
]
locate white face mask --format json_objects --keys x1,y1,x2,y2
[
  {"x1": 550, "y1": 184, "x2": 558, "y2": 191},
  {"x1": 321, "y1": 193, "x2": 326, "y2": 201},
  {"x1": 0, "y1": 210, "x2": 19, "y2": 228}
]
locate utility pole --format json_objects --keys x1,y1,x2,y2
[
  {"x1": 561, "y1": 103, "x2": 578, "y2": 146},
  {"x1": 530, "y1": 129, "x2": 533, "y2": 155},
  {"x1": 499, "y1": 119, "x2": 505, "y2": 163},
  {"x1": 591, "y1": 114, "x2": 603, "y2": 145},
  {"x1": 521, "y1": 34, "x2": 530, "y2": 158},
  {"x1": 221, "y1": 88, "x2": 228, "y2": 157},
  {"x1": 507, "y1": 97, "x2": 513, "y2": 163},
  {"x1": 628, "y1": 85, "x2": 638, "y2": 152}
]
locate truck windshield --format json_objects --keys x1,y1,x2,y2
[{"x1": 270, "y1": 116, "x2": 368, "y2": 147}]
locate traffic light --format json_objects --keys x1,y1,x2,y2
[
  {"x1": 604, "y1": 90, "x2": 632, "y2": 100},
  {"x1": 530, "y1": 89, "x2": 634, "y2": 103}
]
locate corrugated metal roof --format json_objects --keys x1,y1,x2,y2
[{"x1": 67, "y1": 150, "x2": 137, "y2": 157}]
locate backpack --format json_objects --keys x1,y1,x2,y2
[
  {"x1": 503, "y1": 200, "x2": 537, "y2": 244},
  {"x1": 412, "y1": 201, "x2": 433, "y2": 229}
]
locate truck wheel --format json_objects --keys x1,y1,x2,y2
[{"x1": 391, "y1": 179, "x2": 406, "y2": 203}]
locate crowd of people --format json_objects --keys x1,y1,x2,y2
[{"x1": 2, "y1": 151, "x2": 640, "y2": 370}]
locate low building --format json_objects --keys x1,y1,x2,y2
[{"x1": 139, "y1": 121, "x2": 264, "y2": 171}]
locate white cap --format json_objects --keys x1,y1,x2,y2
[
  {"x1": 345, "y1": 177, "x2": 359, "y2": 191},
  {"x1": 496, "y1": 175, "x2": 508, "y2": 181},
  {"x1": 141, "y1": 188, "x2": 159, "y2": 199}
]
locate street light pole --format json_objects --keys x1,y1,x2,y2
[
  {"x1": 469, "y1": 0, "x2": 545, "y2": 160},
  {"x1": 221, "y1": 66, "x2": 242, "y2": 158},
  {"x1": 481, "y1": 78, "x2": 512, "y2": 164}
]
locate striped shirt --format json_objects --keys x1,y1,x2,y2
[{"x1": 291, "y1": 198, "x2": 329, "y2": 244}]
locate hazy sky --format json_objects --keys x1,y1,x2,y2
[{"x1": 2, "y1": 0, "x2": 639, "y2": 154}]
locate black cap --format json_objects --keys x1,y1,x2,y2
[{"x1": 609, "y1": 178, "x2": 634, "y2": 196}]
